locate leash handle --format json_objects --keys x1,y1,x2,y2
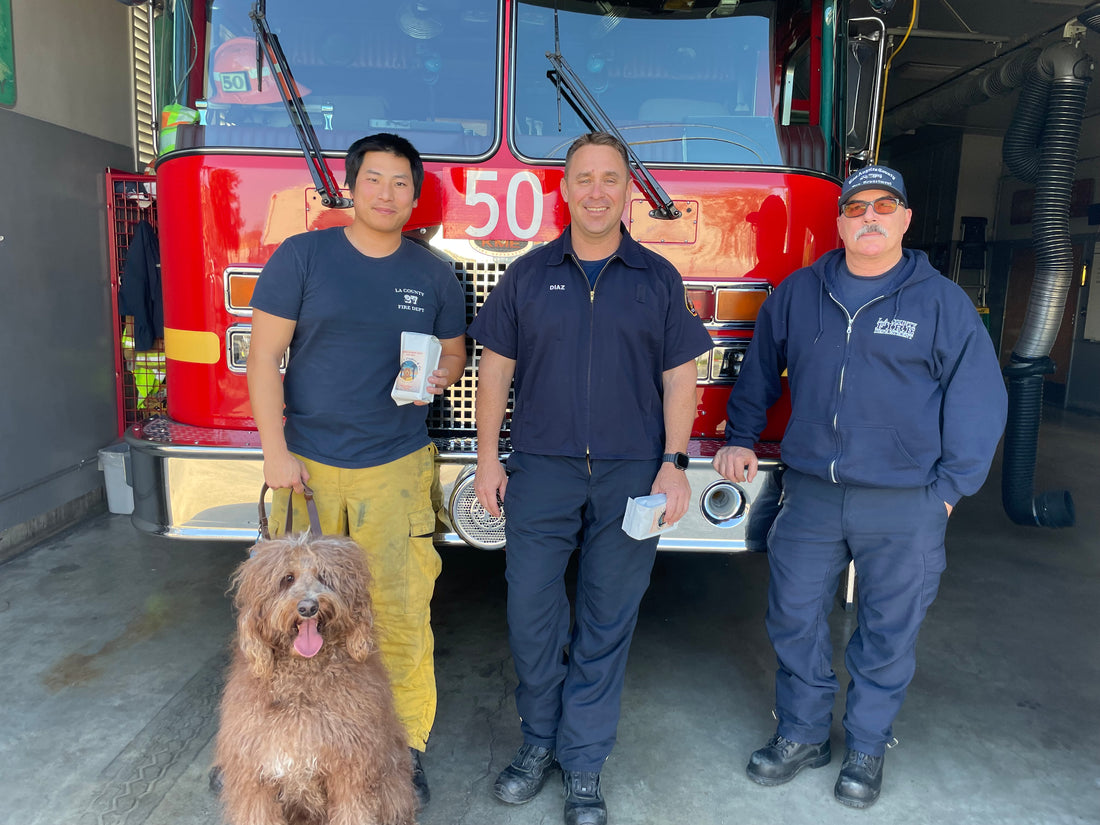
[
  {"x1": 258, "y1": 483, "x2": 323, "y2": 541},
  {"x1": 301, "y1": 487, "x2": 323, "y2": 536}
]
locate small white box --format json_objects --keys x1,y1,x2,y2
[
  {"x1": 391, "y1": 331, "x2": 442, "y2": 405},
  {"x1": 621, "y1": 494, "x2": 678, "y2": 540}
]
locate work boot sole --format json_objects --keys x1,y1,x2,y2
[
  {"x1": 746, "y1": 750, "x2": 832, "y2": 787},
  {"x1": 835, "y1": 783, "x2": 881, "y2": 809}
]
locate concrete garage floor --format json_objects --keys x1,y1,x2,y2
[{"x1": 2, "y1": 407, "x2": 1097, "y2": 825}]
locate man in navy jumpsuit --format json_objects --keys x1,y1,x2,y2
[
  {"x1": 470, "y1": 132, "x2": 712, "y2": 825},
  {"x1": 714, "y1": 166, "x2": 1007, "y2": 809}
]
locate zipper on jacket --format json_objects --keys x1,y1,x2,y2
[
  {"x1": 826, "y1": 292, "x2": 885, "y2": 483},
  {"x1": 573, "y1": 255, "x2": 616, "y2": 467}
]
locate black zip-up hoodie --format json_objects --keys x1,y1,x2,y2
[{"x1": 726, "y1": 248, "x2": 1007, "y2": 506}]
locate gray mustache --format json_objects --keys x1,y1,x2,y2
[{"x1": 855, "y1": 224, "x2": 889, "y2": 240}]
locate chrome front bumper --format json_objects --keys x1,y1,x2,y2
[
  {"x1": 127, "y1": 422, "x2": 780, "y2": 552},
  {"x1": 435, "y1": 442, "x2": 781, "y2": 553},
  {"x1": 126, "y1": 420, "x2": 265, "y2": 540}
]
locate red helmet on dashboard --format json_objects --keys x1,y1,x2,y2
[{"x1": 209, "y1": 37, "x2": 310, "y2": 104}]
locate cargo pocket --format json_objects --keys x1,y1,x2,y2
[{"x1": 405, "y1": 507, "x2": 442, "y2": 614}]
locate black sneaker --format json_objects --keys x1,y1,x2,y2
[
  {"x1": 834, "y1": 749, "x2": 884, "y2": 809},
  {"x1": 493, "y1": 743, "x2": 558, "y2": 804},
  {"x1": 410, "y1": 748, "x2": 430, "y2": 810},
  {"x1": 562, "y1": 770, "x2": 607, "y2": 825},
  {"x1": 746, "y1": 733, "x2": 832, "y2": 786}
]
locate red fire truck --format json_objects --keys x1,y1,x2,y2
[{"x1": 125, "y1": 0, "x2": 889, "y2": 549}]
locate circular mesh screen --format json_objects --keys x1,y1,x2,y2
[{"x1": 449, "y1": 475, "x2": 506, "y2": 549}]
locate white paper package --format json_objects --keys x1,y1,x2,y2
[
  {"x1": 621, "y1": 493, "x2": 678, "y2": 540},
  {"x1": 391, "y1": 331, "x2": 442, "y2": 405}
]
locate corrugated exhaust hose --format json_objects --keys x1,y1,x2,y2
[{"x1": 999, "y1": 30, "x2": 1093, "y2": 527}]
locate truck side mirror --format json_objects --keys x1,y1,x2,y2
[{"x1": 845, "y1": 16, "x2": 887, "y2": 166}]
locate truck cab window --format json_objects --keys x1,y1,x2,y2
[
  {"x1": 512, "y1": 0, "x2": 784, "y2": 166},
  {"x1": 187, "y1": 0, "x2": 500, "y2": 156}
]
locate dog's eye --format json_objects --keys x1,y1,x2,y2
[
  {"x1": 281, "y1": 573, "x2": 295, "y2": 587},
  {"x1": 317, "y1": 573, "x2": 330, "y2": 588}
]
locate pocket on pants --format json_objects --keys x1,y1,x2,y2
[{"x1": 405, "y1": 507, "x2": 443, "y2": 613}]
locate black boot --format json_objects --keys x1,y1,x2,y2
[
  {"x1": 562, "y1": 770, "x2": 607, "y2": 825},
  {"x1": 834, "y1": 749, "x2": 884, "y2": 809},
  {"x1": 493, "y1": 743, "x2": 558, "y2": 804},
  {"x1": 746, "y1": 733, "x2": 832, "y2": 786},
  {"x1": 410, "y1": 747, "x2": 430, "y2": 810}
]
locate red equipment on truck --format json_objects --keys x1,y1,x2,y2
[{"x1": 125, "y1": 0, "x2": 890, "y2": 548}]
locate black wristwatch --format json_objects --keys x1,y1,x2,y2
[{"x1": 662, "y1": 452, "x2": 690, "y2": 471}]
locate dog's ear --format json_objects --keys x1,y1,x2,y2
[
  {"x1": 343, "y1": 553, "x2": 375, "y2": 662},
  {"x1": 346, "y1": 608, "x2": 375, "y2": 662},
  {"x1": 238, "y1": 608, "x2": 276, "y2": 678},
  {"x1": 323, "y1": 537, "x2": 376, "y2": 661},
  {"x1": 231, "y1": 555, "x2": 278, "y2": 679}
]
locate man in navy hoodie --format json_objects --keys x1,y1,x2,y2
[{"x1": 714, "y1": 165, "x2": 1007, "y2": 809}]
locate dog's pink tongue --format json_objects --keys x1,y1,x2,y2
[{"x1": 294, "y1": 618, "x2": 323, "y2": 658}]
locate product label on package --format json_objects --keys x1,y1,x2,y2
[{"x1": 391, "y1": 331, "x2": 441, "y2": 406}]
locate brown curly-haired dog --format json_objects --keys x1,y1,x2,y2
[{"x1": 215, "y1": 531, "x2": 418, "y2": 825}]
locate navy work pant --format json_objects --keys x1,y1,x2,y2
[
  {"x1": 766, "y1": 470, "x2": 948, "y2": 756},
  {"x1": 502, "y1": 452, "x2": 661, "y2": 772}
]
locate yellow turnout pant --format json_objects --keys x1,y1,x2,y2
[{"x1": 269, "y1": 443, "x2": 443, "y2": 751}]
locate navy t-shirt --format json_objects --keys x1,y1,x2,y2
[
  {"x1": 830, "y1": 258, "x2": 906, "y2": 316},
  {"x1": 250, "y1": 228, "x2": 466, "y2": 468},
  {"x1": 579, "y1": 256, "x2": 611, "y2": 287}
]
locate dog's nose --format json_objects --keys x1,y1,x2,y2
[{"x1": 297, "y1": 599, "x2": 319, "y2": 619}]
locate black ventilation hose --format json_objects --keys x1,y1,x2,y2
[
  {"x1": 1001, "y1": 357, "x2": 1075, "y2": 527},
  {"x1": 999, "y1": 40, "x2": 1089, "y2": 528},
  {"x1": 1079, "y1": 7, "x2": 1100, "y2": 34},
  {"x1": 1002, "y1": 70, "x2": 1047, "y2": 184}
]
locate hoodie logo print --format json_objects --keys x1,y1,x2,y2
[{"x1": 874, "y1": 317, "x2": 917, "y2": 340}]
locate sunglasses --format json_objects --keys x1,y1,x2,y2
[{"x1": 840, "y1": 196, "x2": 904, "y2": 218}]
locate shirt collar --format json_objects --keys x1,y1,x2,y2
[{"x1": 548, "y1": 223, "x2": 649, "y2": 270}]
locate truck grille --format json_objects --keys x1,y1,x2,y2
[{"x1": 426, "y1": 260, "x2": 513, "y2": 435}]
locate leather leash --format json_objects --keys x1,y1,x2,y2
[{"x1": 257, "y1": 483, "x2": 323, "y2": 541}]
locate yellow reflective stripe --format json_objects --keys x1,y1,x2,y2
[{"x1": 164, "y1": 327, "x2": 221, "y2": 364}]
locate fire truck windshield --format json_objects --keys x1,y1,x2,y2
[
  {"x1": 514, "y1": 1, "x2": 783, "y2": 165},
  {"x1": 198, "y1": 0, "x2": 499, "y2": 156}
]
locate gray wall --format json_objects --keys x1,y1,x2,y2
[
  {"x1": 0, "y1": 1, "x2": 134, "y2": 546},
  {"x1": 0, "y1": 109, "x2": 133, "y2": 536}
]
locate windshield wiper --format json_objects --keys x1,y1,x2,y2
[
  {"x1": 545, "y1": 12, "x2": 680, "y2": 220},
  {"x1": 250, "y1": 1, "x2": 352, "y2": 209}
]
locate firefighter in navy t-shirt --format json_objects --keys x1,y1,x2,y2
[{"x1": 247, "y1": 133, "x2": 466, "y2": 809}]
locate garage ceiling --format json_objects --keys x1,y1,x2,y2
[{"x1": 871, "y1": 0, "x2": 1100, "y2": 138}]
